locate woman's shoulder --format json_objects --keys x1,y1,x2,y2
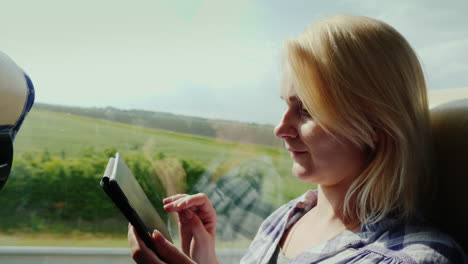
[{"x1": 369, "y1": 220, "x2": 467, "y2": 263}]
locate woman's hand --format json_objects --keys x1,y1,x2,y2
[
  {"x1": 128, "y1": 224, "x2": 195, "y2": 264},
  {"x1": 163, "y1": 193, "x2": 218, "y2": 264}
]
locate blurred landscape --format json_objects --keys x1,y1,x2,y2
[{"x1": 0, "y1": 106, "x2": 312, "y2": 248}]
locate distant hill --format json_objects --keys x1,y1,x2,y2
[{"x1": 35, "y1": 103, "x2": 282, "y2": 147}]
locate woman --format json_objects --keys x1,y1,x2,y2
[{"x1": 128, "y1": 15, "x2": 466, "y2": 263}]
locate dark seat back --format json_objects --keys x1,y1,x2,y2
[{"x1": 429, "y1": 99, "x2": 468, "y2": 252}]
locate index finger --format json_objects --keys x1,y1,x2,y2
[
  {"x1": 163, "y1": 194, "x2": 188, "y2": 204},
  {"x1": 164, "y1": 193, "x2": 213, "y2": 213}
]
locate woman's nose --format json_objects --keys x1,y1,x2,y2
[{"x1": 274, "y1": 112, "x2": 298, "y2": 139}]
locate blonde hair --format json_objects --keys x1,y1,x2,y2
[{"x1": 284, "y1": 15, "x2": 430, "y2": 224}]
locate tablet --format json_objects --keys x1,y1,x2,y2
[{"x1": 101, "y1": 153, "x2": 172, "y2": 252}]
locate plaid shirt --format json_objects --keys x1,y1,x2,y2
[{"x1": 241, "y1": 190, "x2": 467, "y2": 264}]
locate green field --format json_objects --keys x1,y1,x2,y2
[
  {"x1": 14, "y1": 109, "x2": 311, "y2": 203},
  {"x1": 15, "y1": 109, "x2": 273, "y2": 164},
  {"x1": 2, "y1": 109, "x2": 314, "y2": 247}
]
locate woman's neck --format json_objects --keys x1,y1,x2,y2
[{"x1": 315, "y1": 183, "x2": 358, "y2": 227}]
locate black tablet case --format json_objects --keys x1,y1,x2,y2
[{"x1": 101, "y1": 153, "x2": 172, "y2": 252}]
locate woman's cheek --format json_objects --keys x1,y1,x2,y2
[{"x1": 300, "y1": 122, "x2": 332, "y2": 151}]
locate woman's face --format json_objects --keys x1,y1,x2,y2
[{"x1": 274, "y1": 83, "x2": 368, "y2": 187}]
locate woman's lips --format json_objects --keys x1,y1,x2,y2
[{"x1": 288, "y1": 149, "x2": 308, "y2": 158}]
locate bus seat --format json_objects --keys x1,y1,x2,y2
[{"x1": 428, "y1": 98, "x2": 468, "y2": 252}]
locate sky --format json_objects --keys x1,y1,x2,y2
[{"x1": 1, "y1": 0, "x2": 467, "y2": 125}]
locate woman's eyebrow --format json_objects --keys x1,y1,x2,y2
[{"x1": 280, "y1": 95, "x2": 299, "y2": 103}]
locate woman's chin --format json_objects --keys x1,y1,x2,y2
[{"x1": 291, "y1": 163, "x2": 316, "y2": 182}]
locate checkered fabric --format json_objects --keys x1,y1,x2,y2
[{"x1": 241, "y1": 190, "x2": 467, "y2": 264}]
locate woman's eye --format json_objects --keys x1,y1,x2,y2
[{"x1": 300, "y1": 107, "x2": 313, "y2": 119}]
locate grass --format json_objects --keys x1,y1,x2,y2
[{"x1": 14, "y1": 109, "x2": 312, "y2": 202}]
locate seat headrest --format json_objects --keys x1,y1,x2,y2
[{"x1": 429, "y1": 98, "x2": 468, "y2": 252}]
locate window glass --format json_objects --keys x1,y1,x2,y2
[{"x1": 0, "y1": 0, "x2": 467, "y2": 256}]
